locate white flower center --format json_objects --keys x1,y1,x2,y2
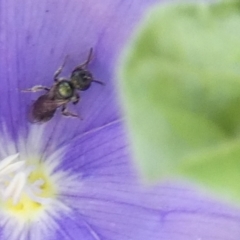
[{"x1": 0, "y1": 153, "x2": 49, "y2": 205}]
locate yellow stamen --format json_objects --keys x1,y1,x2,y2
[{"x1": 0, "y1": 154, "x2": 56, "y2": 221}]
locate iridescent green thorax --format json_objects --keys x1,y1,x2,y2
[{"x1": 56, "y1": 80, "x2": 74, "y2": 99}]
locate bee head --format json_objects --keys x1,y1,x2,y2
[{"x1": 71, "y1": 69, "x2": 93, "y2": 91}]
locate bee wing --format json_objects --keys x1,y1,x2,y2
[
  {"x1": 29, "y1": 95, "x2": 69, "y2": 124},
  {"x1": 46, "y1": 98, "x2": 69, "y2": 108}
]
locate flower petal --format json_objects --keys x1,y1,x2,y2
[
  {"x1": 53, "y1": 120, "x2": 240, "y2": 239},
  {"x1": 0, "y1": 0, "x2": 159, "y2": 141},
  {"x1": 1, "y1": 1, "x2": 238, "y2": 239}
]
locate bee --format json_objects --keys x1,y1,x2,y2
[{"x1": 23, "y1": 48, "x2": 104, "y2": 123}]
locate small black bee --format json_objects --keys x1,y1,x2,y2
[{"x1": 23, "y1": 48, "x2": 104, "y2": 123}]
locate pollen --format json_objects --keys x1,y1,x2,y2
[{"x1": 0, "y1": 153, "x2": 56, "y2": 221}]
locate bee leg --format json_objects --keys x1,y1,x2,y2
[
  {"x1": 22, "y1": 85, "x2": 50, "y2": 92},
  {"x1": 61, "y1": 105, "x2": 82, "y2": 119},
  {"x1": 54, "y1": 55, "x2": 69, "y2": 81},
  {"x1": 72, "y1": 92, "x2": 80, "y2": 105},
  {"x1": 73, "y1": 48, "x2": 93, "y2": 71}
]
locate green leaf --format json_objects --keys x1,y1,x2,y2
[{"x1": 119, "y1": 1, "x2": 240, "y2": 202}]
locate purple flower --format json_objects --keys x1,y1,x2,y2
[{"x1": 0, "y1": 0, "x2": 240, "y2": 239}]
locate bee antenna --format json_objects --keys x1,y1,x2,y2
[
  {"x1": 80, "y1": 48, "x2": 93, "y2": 69},
  {"x1": 92, "y1": 80, "x2": 105, "y2": 85},
  {"x1": 87, "y1": 48, "x2": 93, "y2": 65}
]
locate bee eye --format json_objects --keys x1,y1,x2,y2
[
  {"x1": 57, "y1": 81, "x2": 73, "y2": 98},
  {"x1": 82, "y1": 77, "x2": 88, "y2": 82}
]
